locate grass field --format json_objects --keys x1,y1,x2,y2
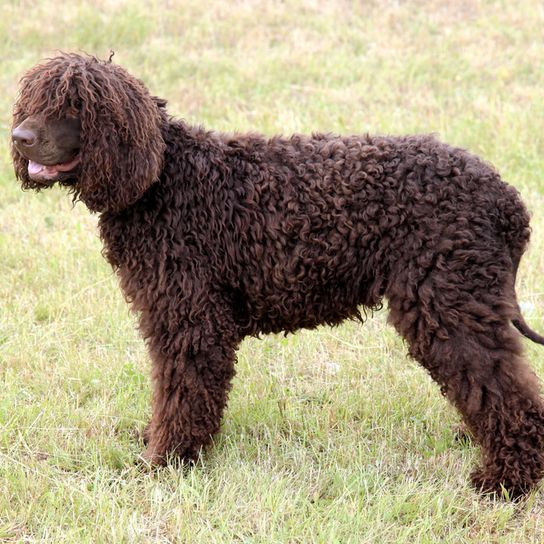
[{"x1": 1, "y1": 0, "x2": 544, "y2": 542}]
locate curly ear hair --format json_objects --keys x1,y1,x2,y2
[{"x1": 12, "y1": 53, "x2": 166, "y2": 212}]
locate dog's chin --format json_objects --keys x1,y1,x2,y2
[{"x1": 24, "y1": 172, "x2": 78, "y2": 190}]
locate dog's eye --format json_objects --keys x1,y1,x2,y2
[{"x1": 66, "y1": 99, "x2": 82, "y2": 117}]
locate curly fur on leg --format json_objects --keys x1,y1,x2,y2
[
  {"x1": 388, "y1": 245, "x2": 544, "y2": 498},
  {"x1": 138, "y1": 294, "x2": 240, "y2": 464}
]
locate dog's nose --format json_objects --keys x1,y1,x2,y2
[{"x1": 12, "y1": 126, "x2": 37, "y2": 148}]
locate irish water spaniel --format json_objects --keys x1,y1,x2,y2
[{"x1": 11, "y1": 53, "x2": 544, "y2": 498}]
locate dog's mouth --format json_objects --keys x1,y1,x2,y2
[{"x1": 27, "y1": 154, "x2": 81, "y2": 184}]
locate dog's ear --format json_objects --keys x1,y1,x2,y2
[{"x1": 75, "y1": 61, "x2": 166, "y2": 213}]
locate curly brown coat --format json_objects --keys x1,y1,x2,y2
[{"x1": 11, "y1": 53, "x2": 544, "y2": 498}]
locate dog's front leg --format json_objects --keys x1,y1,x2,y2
[{"x1": 141, "y1": 300, "x2": 239, "y2": 465}]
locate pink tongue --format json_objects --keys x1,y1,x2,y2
[
  {"x1": 28, "y1": 161, "x2": 46, "y2": 176},
  {"x1": 27, "y1": 156, "x2": 80, "y2": 178}
]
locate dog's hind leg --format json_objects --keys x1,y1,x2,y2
[{"x1": 387, "y1": 247, "x2": 544, "y2": 498}]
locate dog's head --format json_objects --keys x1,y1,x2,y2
[{"x1": 12, "y1": 53, "x2": 166, "y2": 213}]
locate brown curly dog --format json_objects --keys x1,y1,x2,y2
[{"x1": 11, "y1": 53, "x2": 544, "y2": 499}]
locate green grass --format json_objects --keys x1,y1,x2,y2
[{"x1": 1, "y1": 0, "x2": 544, "y2": 541}]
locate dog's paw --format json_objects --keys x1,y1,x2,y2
[
  {"x1": 138, "y1": 445, "x2": 167, "y2": 467},
  {"x1": 470, "y1": 468, "x2": 529, "y2": 501}
]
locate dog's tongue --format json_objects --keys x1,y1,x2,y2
[
  {"x1": 28, "y1": 157, "x2": 80, "y2": 179},
  {"x1": 28, "y1": 161, "x2": 48, "y2": 176}
]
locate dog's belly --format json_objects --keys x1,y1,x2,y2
[
  {"x1": 243, "y1": 292, "x2": 369, "y2": 335},
  {"x1": 234, "y1": 253, "x2": 384, "y2": 335}
]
